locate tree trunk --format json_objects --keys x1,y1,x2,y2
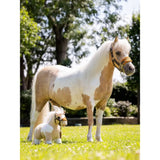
[
  {"x1": 55, "y1": 33, "x2": 68, "y2": 64},
  {"x1": 20, "y1": 56, "x2": 27, "y2": 91}
]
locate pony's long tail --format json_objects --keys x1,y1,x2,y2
[
  {"x1": 34, "y1": 102, "x2": 50, "y2": 126},
  {"x1": 27, "y1": 73, "x2": 39, "y2": 141}
]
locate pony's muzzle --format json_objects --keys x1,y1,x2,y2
[
  {"x1": 123, "y1": 62, "x2": 135, "y2": 76},
  {"x1": 60, "y1": 120, "x2": 67, "y2": 126}
]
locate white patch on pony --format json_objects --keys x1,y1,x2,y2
[
  {"x1": 95, "y1": 109, "x2": 104, "y2": 142},
  {"x1": 87, "y1": 126, "x2": 93, "y2": 142},
  {"x1": 45, "y1": 140, "x2": 52, "y2": 144},
  {"x1": 114, "y1": 39, "x2": 131, "y2": 57},
  {"x1": 44, "y1": 112, "x2": 55, "y2": 123},
  {"x1": 41, "y1": 124, "x2": 53, "y2": 133},
  {"x1": 61, "y1": 115, "x2": 65, "y2": 119}
]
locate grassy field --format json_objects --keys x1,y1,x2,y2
[{"x1": 20, "y1": 125, "x2": 140, "y2": 160}]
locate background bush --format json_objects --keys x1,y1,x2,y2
[
  {"x1": 128, "y1": 105, "x2": 138, "y2": 117},
  {"x1": 103, "y1": 107, "x2": 111, "y2": 117},
  {"x1": 111, "y1": 83, "x2": 138, "y2": 105},
  {"x1": 65, "y1": 108, "x2": 87, "y2": 118},
  {"x1": 20, "y1": 89, "x2": 31, "y2": 126},
  {"x1": 114, "y1": 101, "x2": 131, "y2": 117}
]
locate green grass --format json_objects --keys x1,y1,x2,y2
[{"x1": 20, "y1": 125, "x2": 140, "y2": 160}]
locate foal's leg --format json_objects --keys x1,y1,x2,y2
[
  {"x1": 45, "y1": 132, "x2": 53, "y2": 144},
  {"x1": 95, "y1": 108, "x2": 104, "y2": 142}
]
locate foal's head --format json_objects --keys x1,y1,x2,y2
[
  {"x1": 54, "y1": 107, "x2": 67, "y2": 126},
  {"x1": 110, "y1": 37, "x2": 135, "y2": 76}
]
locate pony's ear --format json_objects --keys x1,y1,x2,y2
[
  {"x1": 52, "y1": 105, "x2": 59, "y2": 112},
  {"x1": 114, "y1": 36, "x2": 118, "y2": 44}
]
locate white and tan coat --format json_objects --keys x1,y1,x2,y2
[{"x1": 33, "y1": 106, "x2": 67, "y2": 144}]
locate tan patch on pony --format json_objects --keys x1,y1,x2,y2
[
  {"x1": 82, "y1": 94, "x2": 93, "y2": 126},
  {"x1": 52, "y1": 87, "x2": 71, "y2": 107},
  {"x1": 75, "y1": 105, "x2": 86, "y2": 110},
  {"x1": 44, "y1": 132, "x2": 53, "y2": 142},
  {"x1": 95, "y1": 98, "x2": 107, "y2": 111},
  {"x1": 35, "y1": 67, "x2": 59, "y2": 112},
  {"x1": 94, "y1": 54, "x2": 114, "y2": 101},
  {"x1": 34, "y1": 126, "x2": 42, "y2": 140}
]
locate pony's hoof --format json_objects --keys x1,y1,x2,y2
[
  {"x1": 46, "y1": 141, "x2": 52, "y2": 144},
  {"x1": 55, "y1": 139, "x2": 62, "y2": 144},
  {"x1": 87, "y1": 138, "x2": 93, "y2": 142},
  {"x1": 33, "y1": 139, "x2": 40, "y2": 145},
  {"x1": 96, "y1": 137, "x2": 103, "y2": 142}
]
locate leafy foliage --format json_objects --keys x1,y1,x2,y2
[
  {"x1": 126, "y1": 14, "x2": 140, "y2": 92},
  {"x1": 20, "y1": 7, "x2": 41, "y2": 90},
  {"x1": 103, "y1": 107, "x2": 111, "y2": 117},
  {"x1": 20, "y1": 6, "x2": 41, "y2": 56},
  {"x1": 20, "y1": 89, "x2": 31, "y2": 126},
  {"x1": 111, "y1": 83, "x2": 138, "y2": 105},
  {"x1": 128, "y1": 105, "x2": 138, "y2": 117},
  {"x1": 20, "y1": 0, "x2": 125, "y2": 77},
  {"x1": 114, "y1": 101, "x2": 131, "y2": 117}
]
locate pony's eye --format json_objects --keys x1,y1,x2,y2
[{"x1": 116, "y1": 51, "x2": 121, "y2": 56}]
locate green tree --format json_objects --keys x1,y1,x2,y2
[
  {"x1": 21, "y1": 0, "x2": 124, "y2": 65},
  {"x1": 127, "y1": 14, "x2": 140, "y2": 123},
  {"x1": 20, "y1": 7, "x2": 41, "y2": 90}
]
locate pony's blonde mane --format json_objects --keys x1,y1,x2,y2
[
  {"x1": 72, "y1": 41, "x2": 112, "y2": 71},
  {"x1": 76, "y1": 41, "x2": 112, "y2": 76}
]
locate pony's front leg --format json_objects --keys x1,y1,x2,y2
[
  {"x1": 82, "y1": 94, "x2": 94, "y2": 142},
  {"x1": 95, "y1": 108, "x2": 104, "y2": 142},
  {"x1": 87, "y1": 104, "x2": 94, "y2": 142},
  {"x1": 54, "y1": 130, "x2": 62, "y2": 144}
]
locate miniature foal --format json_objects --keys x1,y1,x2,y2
[{"x1": 33, "y1": 106, "x2": 67, "y2": 144}]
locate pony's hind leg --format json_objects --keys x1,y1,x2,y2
[
  {"x1": 27, "y1": 99, "x2": 47, "y2": 141},
  {"x1": 27, "y1": 110, "x2": 40, "y2": 141}
]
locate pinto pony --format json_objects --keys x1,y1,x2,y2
[
  {"x1": 33, "y1": 105, "x2": 67, "y2": 145},
  {"x1": 27, "y1": 37, "x2": 135, "y2": 142}
]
